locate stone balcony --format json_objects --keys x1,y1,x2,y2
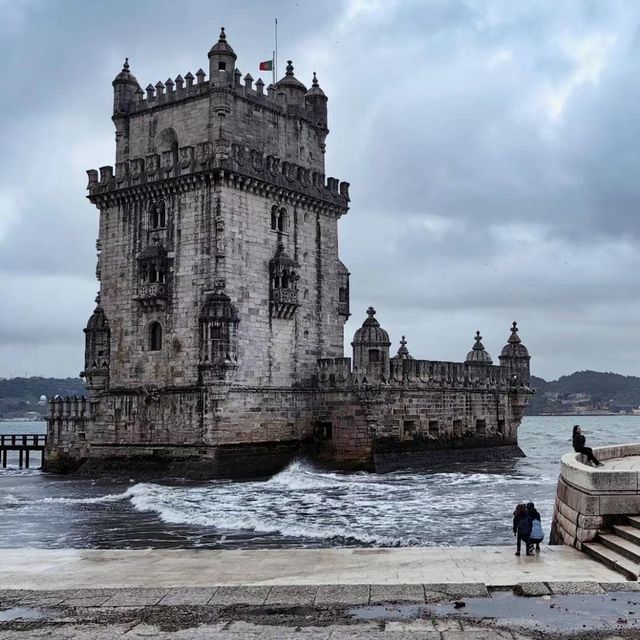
[{"x1": 134, "y1": 282, "x2": 167, "y2": 308}]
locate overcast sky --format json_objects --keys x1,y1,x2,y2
[{"x1": 1, "y1": 0, "x2": 640, "y2": 380}]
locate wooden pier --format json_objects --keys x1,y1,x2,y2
[{"x1": 0, "y1": 434, "x2": 47, "y2": 469}]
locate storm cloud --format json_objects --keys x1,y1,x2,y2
[{"x1": 1, "y1": 0, "x2": 639, "y2": 379}]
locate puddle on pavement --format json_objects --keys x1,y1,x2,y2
[
  {"x1": 0, "y1": 607, "x2": 49, "y2": 622},
  {"x1": 350, "y1": 591, "x2": 640, "y2": 633}
]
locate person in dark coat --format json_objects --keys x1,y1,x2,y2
[
  {"x1": 572, "y1": 425, "x2": 602, "y2": 466},
  {"x1": 527, "y1": 502, "x2": 544, "y2": 551},
  {"x1": 513, "y1": 503, "x2": 533, "y2": 556}
]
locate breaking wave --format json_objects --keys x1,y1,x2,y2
[{"x1": 118, "y1": 459, "x2": 554, "y2": 547}]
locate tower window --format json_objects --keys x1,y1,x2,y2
[
  {"x1": 218, "y1": 61, "x2": 227, "y2": 71},
  {"x1": 149, "y1": 201, "x2": 166, "y2": 229},
  {"x1": 368, "y1": 349, "x2": 380, "y2": 363},
  {"x1": 149, "y1": 322, "x2": 163, "y2": 351},
  {"x1": 270, "y1": 205, "x2": 287, "y2": 232}
]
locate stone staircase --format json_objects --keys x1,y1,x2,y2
[{"x1": 583, "y1": 516, "x2": 640, "y2": 580}]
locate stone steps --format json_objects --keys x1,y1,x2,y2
[
  {"x1": 583, "y1": 516, "x2": 640, "y2": 580},
  {"x1": 613, "y1": 524, "x2": 640, "y2": 545},
  {"x1": 599, "y1": 533, "x2": 640, "y2": 563},
  {"x1": 582, "y1": 542, "x2": 639, "y2": 580}
]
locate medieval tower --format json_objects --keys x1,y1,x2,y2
[{"x1": 46, "y1": 29, "x2": 532, "y2": 476}]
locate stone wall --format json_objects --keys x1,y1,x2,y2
[{"x1": 551, "y1": 445, "x2": 640, "y2": 549}]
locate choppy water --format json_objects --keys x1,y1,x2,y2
[{"x1": 1, "y1": 416, "x2": 639, "y2": 549}]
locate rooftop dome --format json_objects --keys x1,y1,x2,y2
[
  {"x1": 306, "y1": 72, "x2": 326, "y2": 97},
  {"x1": 465, "y1": 331, "x2": 493, "y2": 365},
  {"x1": 208, "y1": 27, "x2": 237, "y2": 60},
  {"x1": 500, "y1": 321, "x2": 530, "y2": 358},
  {"x1": 352, "y1": 307, "x2": 391, "y2": 346},
  {"x1": 275, "y1": 60, "x2": 307, "y2": 92},
  {"x1": 391, "y1": 336, "x2": 413, "y2": 360},
  {"x1": 85, "y1": 304, "x2": 109, "y2": 332},
  {"x1": 113, "y1": 58, "x2": 138, "y2": 86}
]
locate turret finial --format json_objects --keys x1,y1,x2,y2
[
  {"x1": 508, "y1": 321, "x2": 521, "y2": 344},
  {"x1": 219, "y1": 27, "x2": 226, "y2": 41},
  {"x1": 122, "y1": 57, "x2": 129, "y2": 72},
  {"x1": 286, "y1": 60, "x2": 294, "y2": 76},
  {"x1": 473, "y1": 330, "x2": 484, "y2": 350},
  {"x1": 366, "y1": 306, "x2": 376, "y2": 318},
  {"x1": 312, "y1": 71, "x2": 318, "y2": 86}
]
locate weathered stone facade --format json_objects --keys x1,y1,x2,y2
[{"x1": 45, "y1": 30, "x2": 532, "y2": 476}]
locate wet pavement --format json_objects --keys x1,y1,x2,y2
[{"x1": 3, "y1": 585, "x2": 640, "y2": 638}]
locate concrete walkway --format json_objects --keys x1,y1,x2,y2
[{"x1": 0, "y1": 545, "x2": 622, "y2": 591}]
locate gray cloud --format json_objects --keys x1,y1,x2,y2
[{"x1": 1, "y1": 0, "x2": 640, "y2": 379}]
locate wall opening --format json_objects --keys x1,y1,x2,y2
[
  {"x1": 314, "y1": 421, "x2": 332, "y2": 440},
  {"x1": 149, "y1": 322, "x2": 163, "y2": 351},
  {"x1": 368, "y1": 349, "x2": 380, "y2": 363},
  {"x1": 402, "y1": 420, "x2": 415, "y2": 438},
  {"x1": 497, "y1": 419, "x2": 505, "y2": 436},
  {"x1": 476, "y1": 418, "x2": 487, "y2": 436},
  {"x1": 428, "y1": 420, "x2": 439, "y2": 436},
  {"x1": 453, "y1": 419, "x2": 463, "y2": 437}
]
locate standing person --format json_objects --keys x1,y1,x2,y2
[
  {"x1": 527, "y1": 502, "x2": 544, "y2": 551},
  {"x1": 513, "y1": 503, "x2": 533, "y2": 556},
  {"x1": 572, "y1": 425, "x2": 602, "y2": 466}
]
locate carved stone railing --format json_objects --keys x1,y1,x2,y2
[
  {"x1": 134, "y1": 283, "x2": 167, "y2": 309},
  {"x1": 271, "y1": 288, "x2": 299, "y2": 305}
]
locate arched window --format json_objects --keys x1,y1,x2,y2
[
  {"x1": 149, "y1": 322, "x2": 163, "y2": 351},
  {"x1": 149, "y1": 200, "x2": 166, "y2": 229},
  {"x1": 270, "y1": 205, "x2": 287, "y2": 232},
  {"x1": 278, "y1": 207, "x2": 287, "y2": 232}
]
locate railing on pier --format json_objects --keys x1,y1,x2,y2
[{"x1": 0, "y1": 434, "x2": 47, "y2": 469}]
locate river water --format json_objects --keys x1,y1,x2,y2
[{"x1": 1, "y1": 416, "x2": 638, "y2": 549}]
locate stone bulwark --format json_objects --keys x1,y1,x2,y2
[{"x1": 551, "y1": 444, "x2": 640, "y2": 579}]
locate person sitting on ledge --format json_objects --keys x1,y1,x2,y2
[{"x1": 572, "y1": 424, "x2": 602, "y2": 466}]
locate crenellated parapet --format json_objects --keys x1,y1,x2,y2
[
  {"x1": 86, "y1": 143, "x2": 349, "y2": 209},
  {"x1": 317, "y1": 356, "x2": 521, "y2": 391}
]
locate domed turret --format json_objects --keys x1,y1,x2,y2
[
  {"x1": 392, "y1": 336, "x2": 413, "y2": 360},
  {"x1": 82, "y1": 298, "x2": 110, "y2": 391},
  {"x1": 274, "y1": 60, "x2": 307, "y2": 105},
  {"x1": 208, "y1": 27, "x2": 237, "y2": 87},
  {"x1": 465, "y1": 331, "x2": 492, "y2": 365},
  {"x1": 499, "y1": 322, "x2": 531, "y2": 386},
  {"x1": 305, "y1": 72, "x2": 328, "y2": 129},
  {"x1": 112, "y1": 58, "x2": 141, "y2": 115},
  {"x1": 352, "y1": 307, "x2": 391, "y2": 381}
]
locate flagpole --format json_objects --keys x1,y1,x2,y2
[{"x1": 274, "y1": 18, "x2": 278, "y2": 82}]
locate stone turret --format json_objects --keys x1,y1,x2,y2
[
  {"x1": 81, "y1": 297, "x2": 110, "y2": 391},
  {"x1": 275, "y1": 60, "x2": 307, "y2": 106},
  {"x1": 465, "y1": 331, "x2": 492, "y2": 365},
  {"x1": 499, "y1": 322, "x2": 530, "y2": 386},
  {"x1": 208, "y1": 27, "x2": 237, "y2": 87},
  {"x1": 391, "y1": 336, "x2": 413, "y2": 360},
  {"x1": 305, "y1": 72, "x2": 328, "y2": 130},
  {"x1": 112, "y1": 58, "x2": 140, "y2": 116},
  {"x1": 352, "y1": 307, "x2": 391, "y2": 381}
]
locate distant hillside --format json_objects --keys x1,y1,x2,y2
[
  {"x1": 528, "y1": 370, "x2": 640, "y2": 415},
  {"x1": 0, "y1": 376, "x2": 86, "y2": 419}
]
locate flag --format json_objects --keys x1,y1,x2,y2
[{"x1": 259, "y1": 60, "x2": 273, "y2": 71}]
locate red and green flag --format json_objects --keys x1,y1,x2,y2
[{"x1": 259, "y1": 59, "x2": 273, "y2": 71}]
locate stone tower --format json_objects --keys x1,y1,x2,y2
[{"x1": 46, "y1": 28, "x2": 350, "y2": 475}]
